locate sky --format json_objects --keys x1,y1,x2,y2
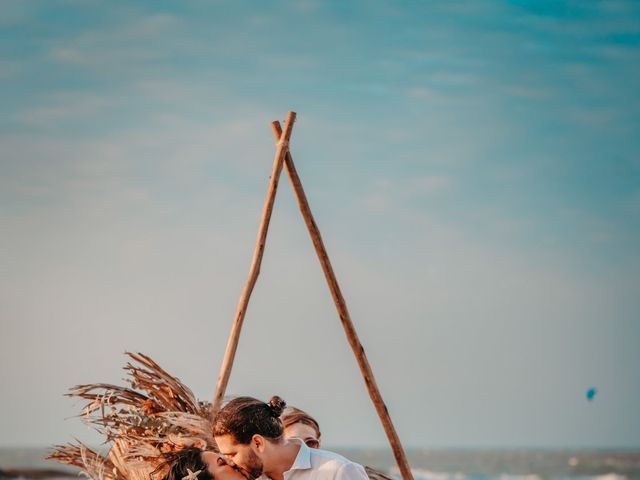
[{"x1": 1, "y1": 0, "x2": 639, "y2": 450}]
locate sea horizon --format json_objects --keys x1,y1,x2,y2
[{"x1": 2, "y1": 446, "x2": 639, "y2": 480}]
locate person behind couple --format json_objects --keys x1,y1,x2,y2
[
  {"x1": 281, "y1": 407, "x2": 321, "y2": 449},
  {"x1": 213, "y1": 396, "x2": 368, "y2": 480}
]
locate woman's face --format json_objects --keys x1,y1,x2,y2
[
  {"x1": 201, "y1": 451, "x2": 247, "y2": 480},
  {"x1": 284, "y1": 422, "x2": 320, "y2": 449}
]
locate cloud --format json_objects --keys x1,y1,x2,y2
[
  {"x1": 355, "y1": 175, "x2": 453, "y2": 216},
  {"x1": 409, "y1": 175, "x2": 453, "y2": 194},
  {"x1": 48, "y1": 13, "x2": 182, "y2": 68},
  {"x1": 1, "y1": 100, "x2": 286, "y2": 221},
  {"x1": 595, "y1": 44, "x2": 640, "y2": 62},
  {"x1": 502, "y1": 85, "x2": 553, "y2": 99},
  {"x1": 0, "y1": 60, "x2": 21, "y2": 79},
  {"x1": 405, "y1": 86, "x2": 454, "y2": 103},
  {"x1": 50, "y1": 44, "x2": 164, "y2": 67},
  {"x1": 0, "y1": 0, "x2": 36, "y2": 26},
  {"x1": 14, "y1": 92, "x2": 111, "y2": 126}
]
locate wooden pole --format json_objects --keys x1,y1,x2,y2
[
  {"x1": 211, "y1": 111, "x2": 297, "y2": 412},
  {"x1": 272, "y1": 121, "x2": 414, "y2": 480}
]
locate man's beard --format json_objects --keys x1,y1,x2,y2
[{"x1": 239, "y1": 449, "x2": 263, "y2": 480}]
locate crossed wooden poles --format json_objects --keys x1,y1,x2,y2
[{"x1": 212, "y1": 111, "x2": 414, "y2": 480}]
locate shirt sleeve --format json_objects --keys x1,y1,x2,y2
[{"x1": 335, "y1": 463, "x2": 369, "y2": 480}]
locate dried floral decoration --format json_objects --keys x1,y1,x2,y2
[{"x1": 48, "y1": 353, "x2": 215, "y2": 480}]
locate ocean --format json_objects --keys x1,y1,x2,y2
[{"x1": 1, "y1": 448, "x2": 639, "y2": 480}]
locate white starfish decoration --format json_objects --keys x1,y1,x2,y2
[{"x1": 182, "y1": 468, "x2": 202, "y2": 480}]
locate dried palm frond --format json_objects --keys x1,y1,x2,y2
[
  {"x1": 66, "y1": 384, "x2": 153, "y2": 439},
  {"x1": 69, "y1": 383, "x2": 149, "y2": 414},
  {"x1": 96, "y1": 411, "x2": 212, "y2": 449},
  {"x1": 48, "y1": 353, "x2": 215, "y2": 480},
  {"x1": 109, "y1": 439, "x2": 157, "y2": 480},
  {"x1": 124, "y1": 353, "x2": 202, "y2": 415},
  {"x1": 155, "y1": 412, "x2": 214, "y2": 445},
  {"x1": 48, "y1": 442, "x2": 118, "y2": 480},
  {"x1": 61, "y1": 352, "x2": 211, "y2": 444}
]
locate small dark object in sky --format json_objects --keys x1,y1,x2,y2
[{"x1": 586, "y1": 387, "x2": 597, "y2": 401}]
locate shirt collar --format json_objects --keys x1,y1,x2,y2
[{"x1": 286, "y1": 438, "x2": 312, "y2": 472}]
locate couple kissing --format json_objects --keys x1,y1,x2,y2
[{"x1": 163, "y1": 396, "x2": 368, "y2": 480}]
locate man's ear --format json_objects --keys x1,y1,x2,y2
[{"x1": 251, "y1": 434, "x2": 266, "y2": 452}]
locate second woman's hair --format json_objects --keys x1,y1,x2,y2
[{"x1": 281, "y1": 406, "x2": 321, "y2": 441}]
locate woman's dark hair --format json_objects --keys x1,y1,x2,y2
[
  {"x1": 281, "y1": 407, "x2": 321, "y2": 440},
  {"x1": 212, "y1": 395, "x2": 286, "y2": 444},
  {"x1": 155, "y1": 447, "x2": 212, "y2": 480}
]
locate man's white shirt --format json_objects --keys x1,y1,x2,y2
[{"x1": 280, "y1": 439, "x2": 369, "y2": 480}]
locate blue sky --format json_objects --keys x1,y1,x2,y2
[{"x1": 1, "y1": 0, "x2": 639, "y2": 449}]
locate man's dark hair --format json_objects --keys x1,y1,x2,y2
[{"x1": 212, "y1": 396, "x2": 286, "y2": 444}]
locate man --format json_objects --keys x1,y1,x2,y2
[{"x1": 213, "y1": 396, "x2": 369, "y2": 480}]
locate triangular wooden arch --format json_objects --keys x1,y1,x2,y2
[{"x1": 211, "y1": 111, "x2": 413, "y2": 480}]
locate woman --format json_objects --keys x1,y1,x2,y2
[
  {"x1": 281, "y1": 406, "x2": 321, "y2": 449},
  {"x1": 161, "y1": 447, "x2": 247, "y2": 480}
]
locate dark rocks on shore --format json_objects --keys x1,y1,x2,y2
[{"x1": 0, "y1": 468, "x2": 76, "y2": 479}]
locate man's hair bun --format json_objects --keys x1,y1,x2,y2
[{"x1": 267, "y1": 396, "x2": 286, "y2": 417}]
